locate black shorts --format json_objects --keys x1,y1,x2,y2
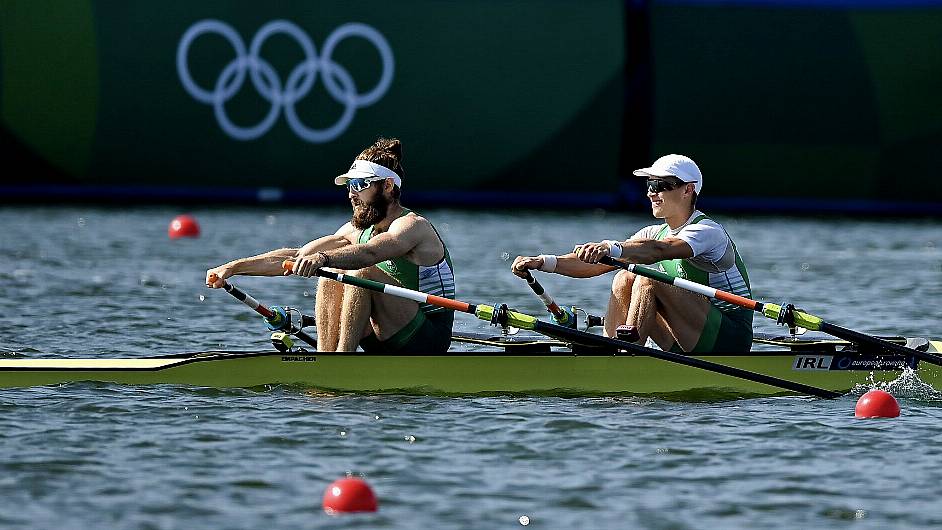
[{"x1": 359, "y1": 310, "x2": 454, "y2": 353}]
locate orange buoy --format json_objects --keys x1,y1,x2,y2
[
  {"x1": 855, "y1": 389, "x2": 900, "y2": 418},
  {"x1": 168, "y1": 214, "x2": 200, "y2": 239},
  {"x1": 322, "y1": 477, "x2": 378, "y2": 514}
]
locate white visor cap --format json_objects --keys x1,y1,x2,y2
[
  {"x1": 632, "y1": 154, "x2": 702, "y2": 194},
  {"x1": 334, "y1": 160, "x2": 402, "y2": 188}
]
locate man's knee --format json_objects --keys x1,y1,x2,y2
[
  {"x1": 612, "y1": 270, "x2": 635, "y2": 294},
  {"x1": 316, "y1": 276, "x2": 342, "y2": 297},
  {"x1": 316, "y1": 277, "x2": 345, "y2": 312},
  {"x1": 630, "y1": 274, "x2": 657, "y2": 294}
]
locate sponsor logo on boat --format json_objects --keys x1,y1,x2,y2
[
  {"x1": 792, "y1": 355, "x2": 909, "y2": 371},
  {"x1": 282, "y1": 356, "x2": 317, "y2": 362}
]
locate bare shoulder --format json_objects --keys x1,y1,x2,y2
[
  {"x1": 335, "y1": 222, "x2": 359, "y2": 243},
  {"x1": 335, "y1": 222, "x2": 356, "y2": 235},
  {"x1": 389, "y1": 211, "x2": 434, "y2": 236}
]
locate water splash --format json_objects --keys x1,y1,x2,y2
[{"x1": 850, "y1": 367, "x2": 942, "y2": 401}]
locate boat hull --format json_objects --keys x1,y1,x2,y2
[{"x1": 1, "y1": 348, "x2": 939, "y2": 398}]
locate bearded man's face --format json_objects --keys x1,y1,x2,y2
[{"x1": 350, "y1": 186, "x2": 390, "y2": 230}]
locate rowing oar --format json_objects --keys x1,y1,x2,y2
[
  {"x1": 520, "y1": 271, "x2": 605, "y2": 330},
  {"x1": 283, "y1": 260, "x2": 840, "y2": 398},
  {"x1": 207, "y1": 273, "x2": 317, "y2": 348},
  {"x1": 598, "y1": 256, "x2": 942, "y2": 367},
  {"x1": 520, "y1": 271, "x2": 577, "y2": 328}
]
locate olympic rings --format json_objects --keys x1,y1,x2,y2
[{"x1": 176, "y1": 19, "x2": 394, "y2": 143}]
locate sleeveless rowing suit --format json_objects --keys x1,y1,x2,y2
[
  {"x1": 356, "y1": 208, "x2": 456, "y2": 352},
  {"x1": 636, "y1": 211, "x2": 753, "y2": 352}
]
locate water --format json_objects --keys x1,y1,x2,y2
[{"x1": 0, "y1": 206, "x2": 941, "y2": 529}]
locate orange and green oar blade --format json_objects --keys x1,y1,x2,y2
[
  {"x1": 282, "y1": 261, "x2": 840, "y2": 398},
  {"x1": 598, "y1": 256, "x2": 942, "y2": 366}
]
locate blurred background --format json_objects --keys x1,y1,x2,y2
[{"x1": 2, "y1": 0, "x2": 941, "y2": 215}]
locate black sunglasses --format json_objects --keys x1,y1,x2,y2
[{"x1": 646, "y1": 178, "x2": 688, "y2": 194}]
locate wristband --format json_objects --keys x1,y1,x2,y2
[
  {"x1": 537, "y1": 254, "x2": 557, "y2": 273},
  {"x1": 603, "y1": 240, "x2": 623, "y2": 258}
]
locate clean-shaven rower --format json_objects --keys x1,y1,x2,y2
[
  {"x1": 207, "y1": 137, "x2": 456, "y2": 352},
  {"x1": 512, "y1": 154, "x2": 752, "y2": 352}
]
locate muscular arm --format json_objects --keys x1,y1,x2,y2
[
  {"x1": 218, "y1": 247, "x2": 302, "y2": 277},
  {"x1": 575, "y1": 237, "x2": 693, "y2": 265},
  {"x1": 309, "y1": 216, "x2": 431, "y2": 271},
  {"x1": 513, "y1": 234, "x2": 695, "y2": 281},
  {"x1": 206, "y1": 225, "x2": 353, "y2": 286},
  {"x1": 511, "y1": 252, "x2": 615, "y2": 279},
  {"x1": 552, "y1": 253, "x2": 617, "y2": 278},
  {"x1": 619, "y1": 237, "x2": 693, "y2": 264}
]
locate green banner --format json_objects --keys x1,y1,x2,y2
[
  {"x1": 650, "y1": 4, "x2": 942, "y2": 201},
  {"x1": 0, "y1": 0, "x2": 625, "y2": 192}
]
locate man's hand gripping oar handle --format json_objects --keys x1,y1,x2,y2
[{"x1": 598, "y1": 256, "x2": 942, "y2": 365}]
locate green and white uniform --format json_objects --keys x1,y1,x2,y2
[
  {"x1": 632, "y1": 210, "x2": 753, "y2": 352},
  {"x1": 356, "y1": 208, "x2": 456, "y2": 352}
]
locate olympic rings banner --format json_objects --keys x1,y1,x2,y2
[
  {"x1": 2, "y1": 1, "x2": 942, "y2": 210},
  {"x1": 0, "y1": 1, "x2": 626, "y2": 198},
  {"x1": 176, "y1": 19, "x2": 395, "y2": 144}
]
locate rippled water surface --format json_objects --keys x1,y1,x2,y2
[{"x1": 1, "y1": 206, "x2": 941, "y2": 529}]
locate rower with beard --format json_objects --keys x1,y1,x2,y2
[{"x1": 206, "y1": 138, "x2": 456, "y2": 353}]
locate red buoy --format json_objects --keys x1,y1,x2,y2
[
  {"x1": 855, "y1": 389, "x2": 900, "y2": 418},
  {"x1": 168, "y1": 214, "x2": 200, "y2": 239},
  {"x1": 322, "y1": 477, "x2": 378, "y2": 514}
]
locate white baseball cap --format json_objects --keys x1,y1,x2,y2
[
  {"x1": 632, "y1": 154, "x2": 702, "y2": 194},
  {"x1": 334, "y1": 160, "x2": 402, "y2": 187}
]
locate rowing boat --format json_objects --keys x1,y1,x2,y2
[
  {"x1": 0, "y1": 332, "x2": 939, "y2": 397},
  {"x1": 5, "y1": 264, "x2": 935, "y2": 399}
]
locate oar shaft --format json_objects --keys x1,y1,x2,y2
[
  {"x1": 531, "y1": 320, "x2": 840, "y2": 398},
  {"x1": 282, "y1": 261, "x2": 538, "y2": 329},
  {"x1": 208, "y1": 273, "x2": 316, "y2": 347},
  {"x1": 598, "y1": 256, "x2": 824, "y2": 326},
  {"x1": 525, "y1": 273, "x2": 563, "y2": 316},
  {"x1": 284, "y1": 261, "x2": 839, "y2": 398},
  {"x1": 522, "y1": 271, "x2": 575, "y2": 327},
  {"x1": 819, "y1": 321, "x2": 942, "y2": 363},
  {"x1": 209, "y1": 274, "x2": 275, "y2": 319}
]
